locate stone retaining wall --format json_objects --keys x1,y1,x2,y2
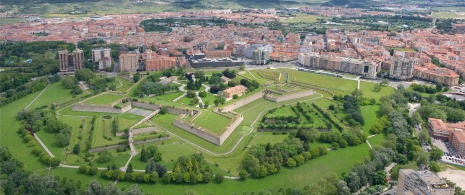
[
  {"x1": 72, "y1": 103, "x2": 132, "y2": 113},
  {"x1": 221, "y1": 90, "x2": 265, "y2": 112},
  {"x1": 219, "y1": 114, "x2": 243, "y2": 145},
  {"x1": 265, "y1": 90, "x2": 315, "y2": 103},
  {"x1": 134, "y1": 137, "x2": 169, "y2": 145},
  {"x1": 133, "y1": 127, "x2": 157, "y2": 135},
  {"x1": 173, "y1": 117, "x2": 221, "y2": 145},
  {"x1": 132, "y1": 101, "x2": 196, "y2": 115},
  {"x1": 89, "y1": 144, "x2": 126, "y2": 153}
]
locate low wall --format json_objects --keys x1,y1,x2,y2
[
  {"x1": 221, "y1": 90, "x2": 265, "y2": 112},
  {"x1": 132, "y1": 101, "x2": 196, "y2": 115},
  {"x1": 72, "y1": 103, "x2": 131, "y2": 113},
  {"x1": 219, "y1": 114, "x2": 244, "y2": 145},
  {"x1": 133, "y1": 127, "x2": 157, "y2": 135},
  {"x1": 134, "y1": 136, "x2": 170, "y2": 145},
  {"x1": 173, "y1": 117, "x2": 221, "y2": 145},
  {"x1": 265, "y1": 90, "x2": 315, "y2": 103}
]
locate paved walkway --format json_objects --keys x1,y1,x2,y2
[
  {"x1": 25, "y1": 84, "x2": 50, "y2": 109},
  {"x1": 34, "y1": 134, "x2": 54, "y2": 157}
]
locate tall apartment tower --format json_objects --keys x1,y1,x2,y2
[
  {"x1": 119, "y1": 54, "x2": 139, "y2": 72},
  {"x1": 58, "y1": 50, "x2": 69, "y2": 72},
  {"x1": 390, "y1": 57, "x2": 414, "y2": 80},
  {"x1": 92, "y1": 48, "x2": 112, "y2": 70},
  {"x1": 58, "y1": 48, "x2": 84, "y2": 72},
  {"x1": 253, "y1": 48, "x2": 270, "y2": 65},
  {"x1": 397, "y1": 169, "x2": 454, "y2": 195}
]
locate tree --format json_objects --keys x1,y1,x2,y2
[
  {"x1": 73, "y1": 143, "x2": 80, "y2": 154},
  {"x1": 133, "y1": 72, "x2": 141, "y2": 82},
  {"x1": 239, "y1": 65, "x2": 245, "y2": 71},
  {"x1": 418, "y1": 128, "x2": 430, "y2": 144},
  {"x1": 429, "y1": 162, "x2": 441, "y2": 172},
  {"x1": 373, "y1": 84, "x2": 382, "y2": 92},
  {"x1": 127, "y1": 163, "x2": 134, "y2": 173},
  {"x1": 97, "y1": 151, "x2": 112, "y2": 163},
  {"x1": 74, "y1": 68, "x2": 95, "y2": 82},
  {"x1": 140, "y1": 146, "x2": 147, "y2": 162},
  {"x1": 56, "y1": 133, "x2": 70, "y2": 147},
  {"x1": 239, "y1": 170, "x2": 248, "y2": 180},
  {"x1": 337, "y1": 180, "x2": 351, "y2": 195},
  {"x1": 214, "y1": 174, "x2": 224, "y2": 183},
  {"x1": 61, "y1": 76, "x2": 76, "y2": 89},
  {"x1": 380, "y1": 79, "x2": 389, "y2": 86},
  {"x1": 430, "y1": 147, "x2": 444, "y2": 161},
  {"x1": 412, "y1": 112, "x2": 423, "y2": 126},
  {"x1": 232, "y1": 94, "x2": 239, "y2": 99}
]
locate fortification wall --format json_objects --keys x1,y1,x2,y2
[
  {"x1": 219, "y1": 114, "x2": 244, "y2": 145},
  {"x1": 72, "y1": 104, "x2": 131, "y2": 113},
  {"x1": 133, "y1": 127, "x2": 157, "y2": 135},
  {"x1": 134, "y1": 137, "x2": 170, "y2": 145},
  {"x1": 89, "y1": 144, "x2": 126, "y2": 153},
  {"x1": 173, "y1": 118, "x2": 221, "y2": 145},
  {"x1": 221, "y1": 90, "x2": 264, "y2": 112},
  {"x1": 132, "y1": 101, "x2": 195, "y2": 115},
  {"x1": 265, "y1": 90, "x2": 315, "y2": 103}
]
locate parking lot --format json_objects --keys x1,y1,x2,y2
[{"x1": 440, "y1": 141, "x2": 465, "y2": 167}]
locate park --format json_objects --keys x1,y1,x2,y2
[{"x1": 0, "y1": 66, "x2": 396, "y2": 194}]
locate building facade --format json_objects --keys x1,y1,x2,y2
[
  {"x1": 428, "y1": 118, "x2": 465, "y2": 155},
  {"x1": 119, "y1": 54, "x2": 138, "y2": 72},
  {"x1": 223, "y1": 85, "x2": 247, "y2": 98},
  {"x1": 390, "y1": 57, "x2": 415, "y2": 80},
  {"x1": 58, "y1": 48, "x2": 84, "y2": 72},
  {"x1": 92, "y1": 48, "x2": 112, "y2": 70},
  {"x1": 146, "y1": 56, "x2": 177, "y2": 71},
  {"x1": 253, "y1": 48, "x2": 270, "y2": 65},
  {"x1": 397, "y1": 169, "x2": 454, "y2": 195},
  {"x1": 297, "y1": 52, "x2": 379, "y2": 78}
]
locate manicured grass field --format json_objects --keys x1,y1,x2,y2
[
  {"x1": 115, "y1": 76, "x2": 134, "y2": 93},
  {"x1": 141, "y1": 91, "x2": 184, "y2": 104},
  {"x1": 260, "y1": 69, "x2": 358, "y2": 95},
  {"x1": 117, "y1": 142, "x2": 371, "y2": 194},
  {"x1": 283, "y1": 13, "x2": 329, "y2": 24},
  {"x1": 432, "y1": 11, "x2": 465, "y2": 19},
  {"x1": 361, "y1": 105, "x2": 380, "y2": 134},
  {"x1": 368, "y1": 134, "x2": 385, "y2": 146},
  {"x1": 92, "y1": 116, "x2": 126, "y2": 148},
  {"x1": 28, "y1": 82, "x2": 73, "y2": 110},
  {"x1": 200, "y1": 93, "x2": 217, "y2": 105},
  {"x1": 360, "y1": 82, "x2": 395, "y2": 102},
  {"x1": 257, "y1": 70, "x2": 281, "y2": 80},
  {"x1": 117, "y1": 113, "x2": 144, "y2": 131},
  {"x1": 191, "y1": 111, "x2": 232, "y2": 134},
  {"x1": 266, "y1": 106, "x2": 296, "y2": 118},
  {"x1": 84, "y1": 94, "x2": 124, "y2": 105}
]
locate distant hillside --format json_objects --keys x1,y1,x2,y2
[
  {"x1": 323, "y1": 0, "x2": 378, "y2": 7},
  {"x1": 1, "y1": 0, "x2": 101, "y2": 4}
]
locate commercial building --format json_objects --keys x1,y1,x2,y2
[
  {"x1": 58, "y1": 48, "x2": 84, "y2": 72},
  {"x1": 189, "y1": 58, "x2": 244, "y2": 68},
  {"x1": 397, "y1": 169, "x2": 454, "y2": 195},
  {"x1": 92, "y1": 48, "x2": 112, "y2": 70},
  {"x1": 223, "y1": 85, "x2": 247, "y2": 98},
  {"x1": 428, "y1": 118, "x2": 465, "y2": 155},
  {"x1": 119, "y1": 53, "x2": 139, "y2": 72},
  {"x1": 204, "y1": 50, "x2": 231, "y2": 59},
  {"x1": 389, "y1": 57, "x2": 415, "y2": 80}
]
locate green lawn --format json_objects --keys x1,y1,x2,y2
[
  {"x1": 360, "y1": 82, "x2": 395, "y2": 102},
  {"x1": 117, "y1": 113, "x2": 144, "y2": 132},
  {"x1": 200, "y1": 93, "x2": 217, "y2": 105},
  {"x1": 266, "y1": 106, "x2": 296, "y2": 118},
  {"x1": 117, "y1": 142, "x2": 371, "y2": 194},
  {"x1": 92, "y1": 116, "x2": 126, "y2": 148},
  {"x1": 191, "y1": 111, "x2": 232, "y2": 134},
  {"x1": 84, "y1": 94, "x2": 124, "y2": 105},
  {"x1": 28, "y1": 82, "x2": 73, "y2": 110},
  {"x1": 361, "y1": 105, "x2": 380, "y2": 134},
  {"x1": 115, "y1": 76, "x2": 134, "y2": 93}
]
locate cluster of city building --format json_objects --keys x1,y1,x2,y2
[{"x1": 428, "y1": 118, "x2": 465, "y2": 156}]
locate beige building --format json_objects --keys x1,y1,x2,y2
[
  {"x1": 413, "y1": 64, "x2": 459, "y2": 86},
  {"x1": 119, "y1": 54, "x2": 138, "y2": 72},
  {"x1": 223, "y1": 85, "x2": 247, "y2": 98},
  {"x1": 397, "y1": 169, "x2": 454, "y2": 195},
  {"x1": 298, "y1": 52, "x2": 379, "y2": 78},
  {"x1": 390, "y1": 57, "x2": 415, "y2": 80},
  {"x1": 58, "y1": 48, "x2": 84, "y2": 72},
  {"x1": 92, "y1": 48, "x2": 112, "y2": 70}
]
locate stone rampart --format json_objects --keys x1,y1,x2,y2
[
  {"x1": 133, "y1": 127, "x2": 157, "y2": 135},
  {"x1": 132, "y1": 101, "x2": 196, "y2": 115},
  {"x1": 134, "y1": 137, "x2": 170, "y2": 145},
  {"x1": 72, "y1": 103, "x2": 131, "y2": 113},
  {"x1": 89, "y1": 144, "x2": 126, "y2": 153},
  {"x1": 173, "y1": 117, "x2": 221, "y2": 145},
  {"x1": 221, "y1": 90, "x2": 265, "y2": 112},
  {"x1": 265, "y1": 90, "x2": 315, "y2": 103},
  {"x1": 219, "y1": 114, "x2": 243, "y2": 145}
]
